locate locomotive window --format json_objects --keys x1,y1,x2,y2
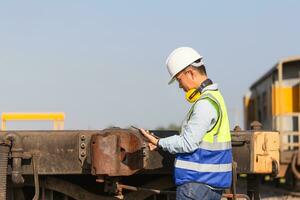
[{"x1": 282, "y1": 60, "x2": 300, "y2": 79}]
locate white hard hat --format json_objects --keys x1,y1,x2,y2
[{"x1": 166, "y1": 47, "x2": 203, "y2": 84}]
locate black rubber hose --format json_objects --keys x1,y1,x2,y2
[{"x1": 0, "y1": 144, "x2": 10, "y2": 200}]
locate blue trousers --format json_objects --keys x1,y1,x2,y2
[{"x1": 176, "y1": 182, "x2": 223, "y2": 200}]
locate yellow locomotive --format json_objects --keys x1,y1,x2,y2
[{"x1": 244, "y1": 56, "x2": 300, "y2": 180}]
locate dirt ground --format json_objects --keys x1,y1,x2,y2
[{"x1": 232, "y1": 178, "x2": 300, "y2": 200}]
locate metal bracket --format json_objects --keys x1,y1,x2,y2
[{"x1": 78, "y1": 134, "x2": 87, "y2": 166}]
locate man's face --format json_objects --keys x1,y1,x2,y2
[{"x1": 175, "y1": 68, "x2": 194, "y2": 92}]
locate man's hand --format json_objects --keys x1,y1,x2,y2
[
  {"x1": 139, "y1": 128, "x2": 159, "y2": 151},
  {"x1": 148, "y1": 143, "x2": 157, "y2": 151}
]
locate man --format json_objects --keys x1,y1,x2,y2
[{"x1": 140, "y1": 47, "x2": 232, "y2": 200}]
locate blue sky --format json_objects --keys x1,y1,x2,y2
[{"x1": 0, "y1": 1, "x2": 299, "y2": 130}]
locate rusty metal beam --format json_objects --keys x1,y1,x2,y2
[
  {"x1": 0, "y1": 128, "x2": 280, "y2": 199},
  {"x1": 0, "y1": 129, "x2": 279, "y2": 176},
  {"x1": 25, "y1": 177, "x2": 118, "y2": 200}
]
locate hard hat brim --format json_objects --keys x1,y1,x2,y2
[{"x1": 168, "y1": 77, "x2": 176, "y2": 85}]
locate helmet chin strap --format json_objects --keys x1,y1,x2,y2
[{"x1": 185, "y1": 79, "x2": 213, "y2": 103}]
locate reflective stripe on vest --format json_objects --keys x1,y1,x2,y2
[
  {"x1": 175, "y1": 160, "x2": 232, "y2": 172},
  {"x1": 174, "y1": 88, "x2": 232, "y2": 188},
  {"x1": 199, "y1": 141, "x2": 231, "y2": 151}
]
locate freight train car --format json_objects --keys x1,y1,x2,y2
[
  {"x1": 0, "y1": 127, "x2": 279, "y2": 200},
  {"x1": 244, "y1": 56, "x2": 300, "y2": 182}
]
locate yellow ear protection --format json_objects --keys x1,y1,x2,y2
[{"x1": 185, "y1": 79, "x2": 213, "y2": 103}]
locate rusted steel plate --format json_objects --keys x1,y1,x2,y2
[
  {"x1": 91, "y1": 129, "x2": 145, "y2": 176},
  {"x1": 4, "y1": 131, "x2": 88, "y2": 175},
  {"x1": 0, "y1": 130, "x2": 174, "y2": 176}
]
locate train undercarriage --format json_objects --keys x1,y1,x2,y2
[{"x1": 0, "y1": 122, "x2": 279, "y2": 200}]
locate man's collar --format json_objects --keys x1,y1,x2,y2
[{"x1": 202, "y1": 83, "x2": 218, "y2": 92}]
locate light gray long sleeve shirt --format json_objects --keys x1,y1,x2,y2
[{"x1": 158, "y1": 84, "x2": 219, "y2": 154}]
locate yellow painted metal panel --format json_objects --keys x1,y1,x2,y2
[
  {"x1": 1, "y1": 113, "x2": 65, "y2": 121},
  {"x1": 1, "y1": 122, "x2": 6, "y2": 130},
  {"x1": 243, "y1": 96, "x2": 257, "y2": 128},
  {"x1": 273, "y1": 87, "x2": 299, "y2": 115}
]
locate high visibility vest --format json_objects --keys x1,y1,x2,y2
[{"x1": 174, "y1": 89, "x2": 232, "y2": 188}]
